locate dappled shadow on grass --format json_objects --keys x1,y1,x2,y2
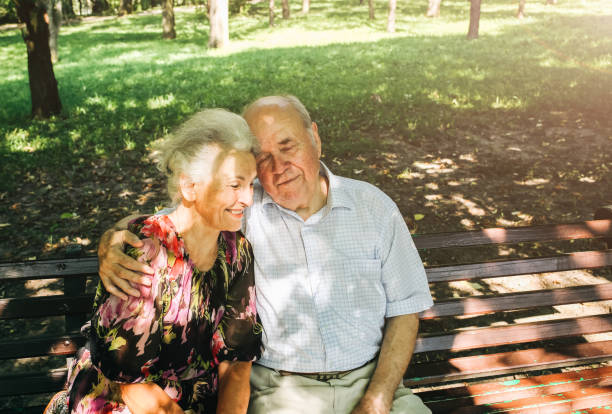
[{"x1": 0, "y1": 29, "x2": 21, "y2": 48}]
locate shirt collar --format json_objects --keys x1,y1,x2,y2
[{"x1": 261, "y1": 161, "x2": 354, "y2": 212}]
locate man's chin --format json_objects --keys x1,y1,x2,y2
[{"x1": 273, "y1": 194, "x2": 303, "y2": 211}]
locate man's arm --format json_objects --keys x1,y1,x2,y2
[
  {"x1": 216, "y1": 361, "x2": 252, "y2": 414},
  {"x1": 98, "y1": 214, "x2": 153, "y2": 300},
  {"x1": 351, "y1": 313, "x2": 419, "y2": 414}
]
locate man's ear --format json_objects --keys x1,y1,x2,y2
[
  {"x1": 179, "y1": 174, "x2": 196, "y2": 202},
  {"x1": 311, "y1": 122, "x2": 322, "y2": 158}
]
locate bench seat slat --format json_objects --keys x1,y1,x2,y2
[
  {"x1": 466, "y1": 388, "x2": 612, "y2": 414},
  {"x1": 0, "y1": 294, "x2": 93, "y2": 320},
  {"x1": 426, "y1": 250, "x2": 612, "y2": 283},
  {"x1": 413, "y1": 219, "x2": 612, "y2": 249},
  {"x1": 405, "y1": 340, "x2": 612, "y2": 386},
  {"x1": 0, "y1": 334, "x2": 85, "y2": 360},
  {"x1": 421, "y1": 282, "x2": 612, "y2": 319},
  {"x1": 415, "y1": 314, "x2": 612, "y2": 353},
  {"x1": 0, "y1": 257, "x2": 98, "y2": 281},
  {"x1": 420, "y1": 366, "x2": 612, "y2": 412}
]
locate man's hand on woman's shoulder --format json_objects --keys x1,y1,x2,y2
[{"x1": 98, "y1": 214, "x2": 154, "y2": 300}]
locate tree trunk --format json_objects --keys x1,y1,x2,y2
[
  {"x1": 48, "y1": 0, "x2": 62, "y2": 63},
  {"x1": 546, "y1": 0, "x2": 556, "y2": 4},
  {"x1": 426, "y1": 0, "x2": 441, "y2": 17},
  {"x1": 62, "y1": 0, "x2": 74, "y2": 17},
  {"x1": 208, "y1": 0, "x2": 228, "y2": 48},
  {"x1": 386, "y1": 0, "x2": 395, "y2": 32},
  {"x1": 281, "y1": 0, "x2": 289, "y2": 19},
  {"x1": 301, "y1": 0, "x2": 308, "y2": 14},
  {"x1": 467, "y1": 0, "x2": 481, "y2": 40},
  {"x1": 368, "y1": 0, "x2": 374, "y2": 19},
  {"x1": 269, "y1": 0, "x2": 274, "y2": 26},
  {"x1": 118, "y1": 0, "x2": 132, "y2": 15},
  {"x1": 517, "y1": 0, "x2": 525, "y2": 18},
  {"x1": 162, "y1": 0, "x2": 175, "y2": 38},
  {"x1": 13, "y1": 0, "x2": 62, "y2": 118},
  {"x1": 91, "y1": 0, "x2": 108, "y2": 14}
]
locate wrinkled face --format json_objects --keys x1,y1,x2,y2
[
  {"x1": 192, "y1": 149, "x2": 257, "y2": 232},
  {"x1": 245, "y1": 105, "x2": 321, "y2": 212}
]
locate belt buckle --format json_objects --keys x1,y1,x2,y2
[
  {"x1": 315, "y1": 371, "x2": 344, "y2": 381},
  {"x1": 316, "y1": 373, "x2": 331, "y2": 381},
  {"x1": 278, "y1": 369, "x2": 349, "y2": 381}
]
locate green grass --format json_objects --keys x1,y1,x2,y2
[
  {"x1": 1, "y1": 0, "x2": 611, "y2": 185},
  {"x1": 0, "y1": 0, "x2": 611, "y2": 261}
]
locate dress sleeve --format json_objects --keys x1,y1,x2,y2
[
  {"x1": 90, "y1": 234, "x2": 167, "y2": 384},
  {"x1": 211, "y1": 234, "x2": 263, "y2": 364}
]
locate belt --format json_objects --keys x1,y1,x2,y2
[
  {"x1": 278, "y1": 369, "x2": 354, "y2": 381},
  {"x1": 277, "y1": 359, "x2": 374, "y2": 382}
]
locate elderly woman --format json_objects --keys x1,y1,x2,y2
[{"x1": 46, "y1": 109, "x2": 263, "y2": 414}]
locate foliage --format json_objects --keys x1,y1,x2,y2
[
  {"x1": 0, "y1": 0, "x2": 611, "y2": 260},
  {"x1": 0, "y1": 0, "x2": 16, "y2": 23},
  {"x1": 229, "y1": 0, "x2": 248, "y2": 15}
]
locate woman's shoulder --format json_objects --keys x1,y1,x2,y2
[{"x1": 128, "y1": 214, "x2": 186, "y2": 259}]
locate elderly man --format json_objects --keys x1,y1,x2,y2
[{"x1": 98, "y1": 96, "x2": 433, "y2": 414}]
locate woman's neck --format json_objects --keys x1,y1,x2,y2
[{"x1": 167, "y1": 204, "x2": 219, "y2": 271}]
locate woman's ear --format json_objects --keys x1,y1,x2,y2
[{"x1": 179, "y1": 174, "x2": 196, "y2": 202}]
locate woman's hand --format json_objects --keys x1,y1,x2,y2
[
  {"x1": 120, "y1": 383, "x2": 184, "y2": 414},
  {"x1": 217, "y1": 361, "x2": 253, "y2": 414},
  {"x1": 98, "y1": 214, "x2": 154, "y2": 300}
]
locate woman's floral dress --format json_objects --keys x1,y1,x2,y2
[{"x1": 65, "y1": 215, "x2": 263, "y2": 413}]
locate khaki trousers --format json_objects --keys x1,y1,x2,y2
[{"x1": 248, "y1": 361, "x2": 431, "y2": 414}]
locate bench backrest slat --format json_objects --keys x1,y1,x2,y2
[
  {"x1": 415, "y1": 314, "x2": 612, "y2": 353},
  {"x1": 426, "y1": 249, "x2": 612, "y2": 282},
  {"x1": 0, "y1": 295, "x2": 93, "y2": 320},
  {"x1": 413, "y1": 219, "x2": 612, "y2": 249},
  {"x1": 0, "y1": 334, "x2": 85, "y2": 360},
  {"x1": 0, "y1": 258, "x2": 98, "y2": 281},
  {"x1": 421, "y1": 282, "x2": 612, "y2": 319},
  {"x1": 406, "y1": 340, "x2": 612, "y2": 385}
]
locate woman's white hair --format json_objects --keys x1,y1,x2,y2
[{"x1": 152, "y1": 108, "x2": 258, "y2": 205}]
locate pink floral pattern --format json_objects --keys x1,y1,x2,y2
[{"x1": 65, "y1": 215, "x2": 262, "y2": 413}]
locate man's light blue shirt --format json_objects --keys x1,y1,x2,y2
[{"x1": 244, "y1": 163, "x2": 433, "y2": 373}]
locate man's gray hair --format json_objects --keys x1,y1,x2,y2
[
  {"x1": 152, "y1": 108, "x2": 258, "y2": 204},
  {"x1": 243, "y1": 95, "x2": 314, "y2": 136}
]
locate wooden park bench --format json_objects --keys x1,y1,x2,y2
[
  {"x1": 408, "y1": 206, "x2": 612, "y2": 413},
  {"x1": 1, "y1": 207, "x2": 611, "y2": 413}
]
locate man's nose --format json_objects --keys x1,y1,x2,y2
[{"x1": 270, "y1": 154, "x2": 287, "y2": 174}]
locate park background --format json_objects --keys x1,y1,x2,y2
[
  {"x1": 1, "y1": 0, "x2": 611, "y2": 262},
  {"x1": 0, "y1": 0, "x2": 611, "y2": 409}
]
